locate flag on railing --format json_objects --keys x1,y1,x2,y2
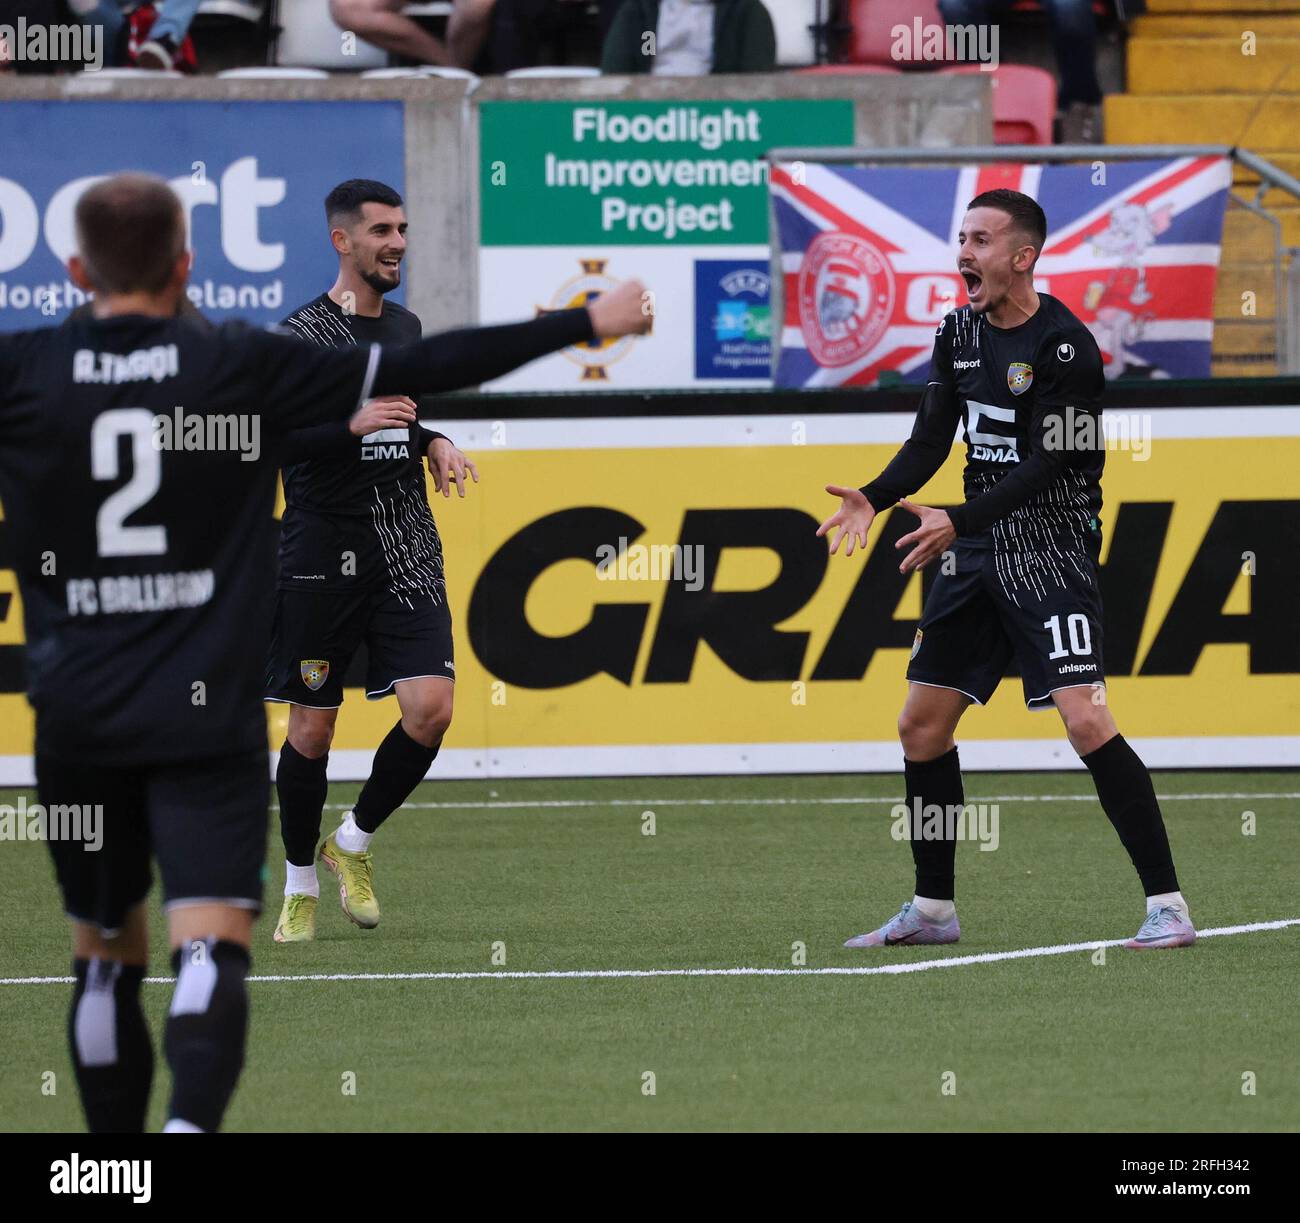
[{"x1": 771, "y1": 156, "x2": 1233, "y2": 387}]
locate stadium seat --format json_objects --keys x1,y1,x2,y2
[
  {"x1": 218, "y1": 66, "x2": 329, "y2": 78},
  {"x1": 275, "y1": 0, "x2": 387, "y2": 69},
  {"x1": 83, "y1": 67, "x2": 184, "y2": 77},
  {"x1": 761, "y1": 0, "x2": 818, "y2": 67},
  {"x1": 413, "y1": 65, "x2": 479, "y2": 81},
  {"x1": 941, "y1": 63, "x2": 1057, "y2": 145},
  {"x1": 361, "y1": 66, "x2": 480, "y2": 81},
  {"x1": 505, "y1": 66, "x2": 601, "y2": 79},
  {"x1": 847, "y1": 0, "x2": 945, "y2": 68},
  {"x1": 1011, "y1": 0, "x2": 1109, "y2": 16},
  {"x1": 196, "y1": 0, "x2": 264, "y2": 19},
  {"x1": 796, "y1": 64, "x2": 904, "y2": 75}
]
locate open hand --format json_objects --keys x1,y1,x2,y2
[
  {"x1": 816, "y1": 485, "x2": 876, "y2": 556},
  {"x1": 895, "y1": 498, "x2": 956, "y2": 574},
  {"x1": 427, "y1": 436, "x2": 479, "y2": 498}
]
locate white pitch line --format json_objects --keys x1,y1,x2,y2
[
  {"x1": 4, "y1": 919, "x2": 1296, "y2": 987},
  {"x1": 303, "y1": 792, "x2": 1300, "y2": 812}
]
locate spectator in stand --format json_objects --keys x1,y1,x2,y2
[
  {"x1": 601, "y1": 0, "x2": 775, "y2": 75},
  {"x1": 328, "y1": 0, "x2": 454, "y2": 65},
  {"x1": 938, "y1": 0, "x2": 1105, "y2": 141},
  {"x1": 68, "y1": 0, "x2": 203, "y2": 70},
  {"x1": 447, "y1": 0, "x2": 622, "y2": 73}
]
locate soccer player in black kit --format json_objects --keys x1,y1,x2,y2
[
  {"x1": 0, "y1": 173, "x2": 650, "y2": 1132},
  {"x1": 817, "y1": 189, "x2": 1194, "y2": 952},
  {"x1": 267, "y1": 179, "x2": 481, "y2": 943}
]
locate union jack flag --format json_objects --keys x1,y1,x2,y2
[{"x1": 771, "y1": 157, "x2": 1233, "y2": 387}]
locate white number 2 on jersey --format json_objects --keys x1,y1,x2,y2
[{"x1": 91, "y1": 408, "x2": 167, "y2": 558}]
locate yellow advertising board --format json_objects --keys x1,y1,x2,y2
[{"x1": 1, "y1": 407, "x2": 1297, "y2": 779}]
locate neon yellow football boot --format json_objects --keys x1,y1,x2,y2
[
  {"x1": 273, "y1": 893, "x2": 318, "y2": 943},
  {"x1": 318, "y1": 835, "x2": 380, "y2": 929}
]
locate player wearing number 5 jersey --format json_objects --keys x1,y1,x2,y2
[
  {"x1": 0, "y1": 174, "x2": 652, "y2": 1133},
  {"x1": 816, "y1": 189, "x2": 1194, "y2": 954}
]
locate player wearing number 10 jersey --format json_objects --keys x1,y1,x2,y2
[
  {"x1": 817, "y1": 189, "x2": 1195, "y2": 954},
  {"x1": 0, "y1": 174, "x2": 651, "y2": 1133}
]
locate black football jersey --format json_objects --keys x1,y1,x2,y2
[
  {"x1": 276, "y1": 293, "x2": 445, "y2": 601},
  {"x1": 0, "y1": 314, "x2": 372, "y2": 765},
  {"x1": 863, "y1": 294, "x2": 1107, "y2": 568},
  {"x1": 0, "y1": 302, "x2": 597, "y2": 764}
]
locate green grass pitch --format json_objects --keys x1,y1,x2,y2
[{"x1": 1, "y1": 771, "x2": 1296, "y2": 1132}]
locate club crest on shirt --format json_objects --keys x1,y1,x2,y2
[
  {"x1": 1007, "y1": 362, "x2": 1033, "y2": 395},
  {"x1": 300, "y1": 660, "x2": 330, "y2": 691},
  {"x1": 911, "y1": 629, "x2": 923, "y2": 659}
]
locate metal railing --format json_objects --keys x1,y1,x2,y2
[{"x1": 766, "y1": 144, "x2": 1300, "y2": 377}]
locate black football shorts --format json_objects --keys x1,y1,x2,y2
[
  {"x1": 37, "y1": 748, "x2": 270, "y2": 936},
  {"x1": 907, "y1": 539, "x2": 1105, "y2": 710},
  {"x1": 265, "y1": 586, "x2": 455, "y2": 708}
]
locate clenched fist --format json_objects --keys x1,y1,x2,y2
[{"x1": 586, "y1": 278, "x2": 654, "y2": 339}]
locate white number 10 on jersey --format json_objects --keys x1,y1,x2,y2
[{"x1": 1044, "y1": 613, "x2": 1093, "y2": 659}]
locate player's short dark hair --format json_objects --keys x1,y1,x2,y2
[
  {"x1": 967, "y1": 188, "x2": 1047, "y2": 254},
  {"x1": 325, "y1": 179, "x2": 404, "y2": 228},
  {"x1": 74, "y1": 173, "x2": 186, "y2": 295}
]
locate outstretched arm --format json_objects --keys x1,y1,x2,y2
[
  {"x1": 251, "y1": 279, "x2": 651, "y2": 436},
  {"x1": 859, "y1": 315, "x2": 963, "y2": 514},
  {"x1": 818, "y1": 314, "x2": 961, "y2": 558},
  {"x1": 371, "y1": 280, "x2": 651, "y2": 398}
]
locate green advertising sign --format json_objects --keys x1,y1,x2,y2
[{"x1": 479, "y1": 99, "x2": 855, "y2": 246}]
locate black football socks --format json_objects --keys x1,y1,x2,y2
[
  {"x1": 1082, "y1": 733, "x2": 1179, "y2": 895},
  {"x1": 68, "y1": 958, "x2": 153, "y2": 1133},
  {"x1": 164, "y1": 938, "x2": 250, "y2": 1133},
  {"x1": 353, "y1": 720, "x2": 440, "y2": 835},
  {"x1": 904, "y1": 746, "x2": 964, "y2": 901},
  {"x1": 276, "y1": 739, "x2": 329, "y2": 867}
]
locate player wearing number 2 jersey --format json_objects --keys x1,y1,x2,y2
[
  {"x1": 816, "y1": 189, "x2": 1194, "y2": 955},
  {"x1": 0, "y1": 174, "x2": 651, "y2": 1133}
]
